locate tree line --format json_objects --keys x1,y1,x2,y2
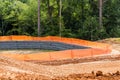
[{"x1": 0, "y1": 0, "x2": 120, "y2": 40}]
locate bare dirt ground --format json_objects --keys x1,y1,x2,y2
[
  {"x1": 98, "y1": 38, "x2": 120, "y2": 52},
  {"x1": 0, "y1": 38, "x2": 120, "y2": 80},
  {"x1": 0, "y1": 49, "x2": 54, "y2": 54},
  {"x1": 1, "y1": 56, "x2": 120, "y2": 80}
]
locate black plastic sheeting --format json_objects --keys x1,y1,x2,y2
[{"x1": 0, "y1": 41, "x2": 90, "y2": 50}]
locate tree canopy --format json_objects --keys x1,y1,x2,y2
[{"x1": 0, "y1": 0, "x2": 120, "y2": 40}]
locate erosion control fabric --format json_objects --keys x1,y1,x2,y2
[
  {"x1": 0, "y1": 35, "x2": 112, "y2": 61},
  {"x1": 0, "y1": 41, "x2": 89, "y2": 50}
]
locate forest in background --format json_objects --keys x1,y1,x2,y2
[{"x1": 0, "y1": 0, "x2": 120, "y2": 40}]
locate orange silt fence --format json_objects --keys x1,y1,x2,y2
[
  {"x1": 33, "y1": 37, "x2": 43, "y2": 41},
  {"x1": 0, "y1": 35, "x2": 112, "y2": 61},
  {"x1": 91, "y1": 48, "x2": 108, "y2": 56},
  {"x1": 25, "y1": 53, "x2": 50, "y2": 61},
  {"x1": 11, "y1": 35, "x2": 33, "y2": 41},
  {"x1": 72, "y1": 49, "x2": 92, "y2": 58},
  {"x1": 50, "y1": 50, "x2": 72, "y2": 60},
  {"x1": 0, "y1": 36, "x2": 11, "y2": 41}
]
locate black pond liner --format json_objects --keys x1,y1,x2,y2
[{"x1": 0, "y1": 41, "x2": 90, "y2": 50}]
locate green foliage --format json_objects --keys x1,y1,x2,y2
[
  {"x1": 0, "y1": 0, "x2": 120, "y2": 40},
  {"x1": 103, "y1": 0, "x2": 120, "y2": 38}
]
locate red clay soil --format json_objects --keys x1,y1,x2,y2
[
  {"x1": 0, "y1": 38, "x2": 119, "y2": 80},
  {"x1": 53, "y1": 71, "x2": 120, "y2": 80},
  {"x1": 1, "y1": 55, "x2": 120, "y2": 80}
]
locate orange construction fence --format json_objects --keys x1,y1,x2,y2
[{"x1": 0, "y1": 35, "x2": 112, "y2": 61}]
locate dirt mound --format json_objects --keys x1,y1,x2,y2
[
  {"x1": 0, "y1": 56, "x2": 52, "y2": 79},
  {"x1": 98, "y1": 38, "x2": 120, "y2": 44},
  {"x1": 1, "y1": 55, "x2": 120, "y2": 79},
  {"x1": 98, "y1": 38, "x2": 120, "y2": 52},
  {"x1": 0, "y1": 73, "x2": 50, "y2": 80},
  {"x1": 1, "y1": 71, "x2": 120, "y2": 80},
  {"x1": 0, "y1": 38, "x2": 119, "y2": 79},
  {"x1": 53, "y1": 71, "x2": 120, "y2": 80}
]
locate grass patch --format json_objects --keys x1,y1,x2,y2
[{"x1": 112, "y1": 38, "x2": 120, "y2": 43}]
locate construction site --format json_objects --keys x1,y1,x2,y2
[
  {"x1": 0, "y1": 35, "x2": 120, "y2": 80},
  {"x1": 0, "y1": 0, "x2": 120, "y2": 79}
]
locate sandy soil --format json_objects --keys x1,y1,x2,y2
[
  {"x1": 0, "y1": 38, "x2": 119, "y2": 80},
  {"x1": 0, "y1": 50, "x2": 49, "y2": 54},
  {"x1": 98, "y1": 38, "x2": 120, "y2": 52},
  {"x1": 1, "y1": 56, "x2": 120, "y2": 80}
]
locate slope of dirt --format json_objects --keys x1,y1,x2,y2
[
  {"x1": 26, "y1": 38, "x2": 120, "y2": 65},
  {"x1": 1, "y1": 55, "x2": 120, "y2": 79},
  {"x1": 98, "y1": 38, "x2": 120, "y2": 52},
  {"x1": 0, "y1": 38, "x2": 119, "y2": 80},
  {"x1": 0, "y1": 49, "x2": 53, "y2": 54},
  {"x1": 0, "y1": 56, "x2": 52, "y2": 79},
  {"x1": 53, "y1": 71, "x2": 120, "y2": 80},
  {"x1": 27, "y1": 54, "x2": 120, "y2": 65}
]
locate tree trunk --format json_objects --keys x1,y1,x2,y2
[
  {"x1": 99, "y1": 0, "x2": 103, "y2": 29},
  {"x1": 38, "y1": 0, "x2": 40, "y2": 36},
  {"x1": 59, "y1": 0, "x2": 62, "y2": 37}
]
